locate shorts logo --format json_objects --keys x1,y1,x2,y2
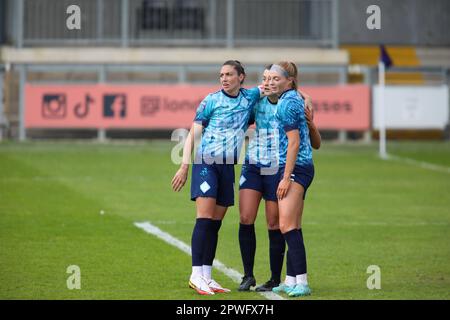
[
  {"x1": 200, "y1": 181, "x2": 211, "y2": 193},
  {"x1": 200, "y1": 168, "x2": 208, "y2": 178},
  {"x1": 239, "y1": 175, "x2": 246, "y2": 186}
]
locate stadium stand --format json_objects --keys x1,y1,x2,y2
[{"x1": 0, "y1": 0, "x2": 449, "y2": 140}]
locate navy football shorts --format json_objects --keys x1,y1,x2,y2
[
  {"x1": 191, "y1": 162, "x2": 235, "y2": 207},
  {"x1": 278, "y1": 163, "x2": 314, "y2": 200},
  {"x1": 239, "y1": 163, "x2": 280, "y2": 202}
]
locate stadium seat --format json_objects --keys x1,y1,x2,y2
[{"x1": 342, "y1": 45, "x2": 424, "y2": 84}]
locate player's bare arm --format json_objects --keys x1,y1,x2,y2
[
  {"x1": 299, "y1": 90, "x2": 321, "y2": 150},
  {"x1": 171, "y1": 122, "x2": 203, "y2": 192}
]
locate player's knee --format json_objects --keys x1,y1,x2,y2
[
  {"x1": 239, "y1": 212, "x2": 256, "y2": 225},
  {"x1": 196, "y1": 211, "x2": 214, "y2": 219},
  {"x1": 267, "y1": 220, "x2": 280, "y2": 230},
  {"x1": 279, "y1": 222, "x2": 295, "y2": 234}
]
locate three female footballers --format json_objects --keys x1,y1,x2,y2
[
  {"x1": 238, "y1": 64, "x2": 321, "y2": 292},
  {"x1": 171, "y1": 60, "x2": 261, "y2": 295}
]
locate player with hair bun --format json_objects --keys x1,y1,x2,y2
[{"x1": 171, "y1": 60, "x2": 262, "y2": 295}]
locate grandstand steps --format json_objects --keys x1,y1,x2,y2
[{"x1": 342, "y1": 45, "x2": 425, "y2": 84}]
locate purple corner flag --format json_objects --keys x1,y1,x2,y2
[{"x1": 379, "y1": 45, "x2": 393, "y2": 68}]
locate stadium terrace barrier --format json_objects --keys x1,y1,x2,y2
[
  {"x1": 7, "y1": 0, "x2": 338, "y2": 48},
  {"x1": 0, "y1": 47, "x2": 349, "y2": 66},
  {"x1": 24, "y1": 84, "x2": 371, "y2": 132}
]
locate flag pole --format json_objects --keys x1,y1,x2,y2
[{"x1": 378, "y1": 60, "x2": 387, "y2": 159}]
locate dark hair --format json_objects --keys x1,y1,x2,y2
[
  {"x1": 222, "y1": 60, "x2": 246, "y2": 84},
  {"x1": 264, "y1": 63, "x2": 273, "y2": 70}
]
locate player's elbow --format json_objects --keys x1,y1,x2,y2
[{"x1": 312, "y1": 139, "x2": 321, "y2": 150}]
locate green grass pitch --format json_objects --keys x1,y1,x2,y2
[{"x1": 0, "y1": 140, "x2": 449, "y2": 299}]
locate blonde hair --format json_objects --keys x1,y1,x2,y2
[{"x1": 275, "y1": 61, "x2": 298, "y2": 91}]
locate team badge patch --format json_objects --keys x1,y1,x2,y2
[{"x1": 200, "y1": 181, "x2": 211, "y2": 193}]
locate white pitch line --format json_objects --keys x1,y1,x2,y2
[
  {"x1": 386, "y1": 154, "x2": 450, "y2": 174},
  {"x1": 134, "y1": 221, "x2": 285, "y2": 300}
]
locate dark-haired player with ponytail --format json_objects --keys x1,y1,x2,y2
[{"x1": 171, "y1": 60, "x2": 262, "y2": 295}]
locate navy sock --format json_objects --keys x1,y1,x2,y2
[
  {"x1": 203, "y1": 219, "x2": 222, "y2": 266},
  {"x1": 239, "y1": 223, "x2": 256, "y2": 277},
  {"x1": 286, "y1": 229, "x2": 301, "y2": 278},
  {"x1": 268, "y1": 229, "x2": 285, "y2": 282},
  {"x1": 191, "y1": 218, "x2": 210, "y2": 267},
  {"x1": 283, "y1": 228, "x2": 307, "y2": 276},
  {"x1": 286, "y1": 250, "x2": 294, "y2": 277},
  {"x1": 297, "y1": 228, "x2": 307, "y2": 274}
]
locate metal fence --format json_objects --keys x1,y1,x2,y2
[
  {"x1": 6, "y1": 0, "x2": 338, "y2": 48},
  {"x1": 0, "y1": 65, "x2": 5, "y2": 140}
]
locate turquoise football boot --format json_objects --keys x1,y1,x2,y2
[
  {"x1": 272, "y1": 283, "x2": 295, "y2": 294},
  {"x1": 288, "y1": 284, "x2": 312, "y2": 297}
]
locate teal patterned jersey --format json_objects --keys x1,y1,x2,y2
[
  {"x1": 245, "y1": 96, "x2": 280, "y2": 167},
  {"x1": 275, "y1": 89, "x2": 313, "y2": 166},
  {"x1": 194, "y1": 87, "x2": 261, "y2": 163}
]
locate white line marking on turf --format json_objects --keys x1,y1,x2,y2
[
  {"x1": 134, "y1": 221, "x2": 285, "y2": 300},
  {"x1": 386, "y1": 154, "x2": 450, "y2": 174}
]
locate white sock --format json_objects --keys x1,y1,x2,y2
[
  {"x1": 191, "y1": 266, "x2": 203, "y2": 278},
  {"x1": 285, "y1": 276, "x2": 296, "y2": 286},
  {"x1": 202, "y1": 265, "x2": 212, "y2": 280},
  {"x1": 296, "y1": 273, "x2": 308, "y2": 285}
]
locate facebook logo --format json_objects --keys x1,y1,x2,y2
[{"x1": 103, "y1": 94, "x2": 127, "y2": 118}]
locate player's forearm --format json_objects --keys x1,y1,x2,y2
[
  {"x1": 308, "y1": 122, "x2": 321, "y2": 150},
  {"x1": 181, "y1": 131, "x2": 193, "y2": 168},
  {"x1": 181, "y1": 123, "x2": 203, "y2": 167}
]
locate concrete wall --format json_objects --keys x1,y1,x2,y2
[{"x1": 339, "y1": 0, "x2": 450, "y2": 46}]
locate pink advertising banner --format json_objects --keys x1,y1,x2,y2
[
  {"x1": 302, "y1": 84, "x2": 371, "y2": 130},
  {"x1": 25, "y1": 84, "x2": 370, "y2": 130}
]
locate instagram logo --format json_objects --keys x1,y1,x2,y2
[{"x1": 42, "y1": 94, "x2": 67, "y2": 119}]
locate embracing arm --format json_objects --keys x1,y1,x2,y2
[
  {"x1": 300, "y1": 90, "x2": 321, "y2": 150},
  {"x1": 306, "y1": 107, "x2": 321, "y2": 150}
]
